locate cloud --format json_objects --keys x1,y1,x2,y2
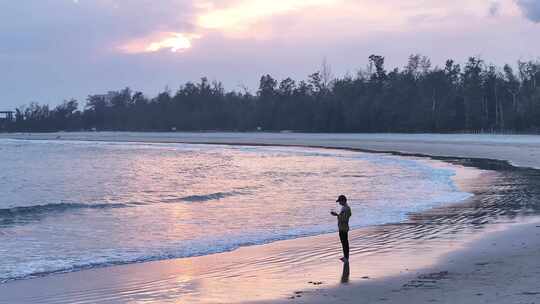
[
  {"x1": 196, "y1": 0, "x2": 338, "y2": 34},
  {"x1": 489, "y1": 1, "x2": 500, "y2": 16},
  {"x1": 116, "y1": 0, "x2": 340, "y2": 52},
  {"x1": 119, "y1": 32, "x2": 202, "y2": 54},
  {"x1": 516, "y1": 0, "x2": 540, "y2": 22},
  {"x1": 0, "y1": 1, "x2": 196, "y2": 55}
]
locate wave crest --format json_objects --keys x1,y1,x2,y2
[
  {"x1": 0, "y1": 202, "x2": 130, "y2": 224},
  {"x1": 179, "y1": 191, "x2": 244, "y2": 202}
]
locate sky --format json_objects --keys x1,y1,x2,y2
[{"x1": 1, "y1": 0, "x2": 539, "y2": 109}]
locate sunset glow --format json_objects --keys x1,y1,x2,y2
[
  {"x1": 120, "y1": 32, "x2": 201, "y2": 54},
  {"x1": 197, "y1": 0, "x2": 339, "y2": 32},
  {"x1": 116, "y1": 0, "x2": 525, "y2": 55},
  {"x1": 145, "y1": 33, "x2": 199, "y2": 53},
  {"x1": 119, "y1": 0, "x2": 340, "y2": 53}
]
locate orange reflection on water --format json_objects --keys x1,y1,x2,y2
[{"x1": 1, "y1": 220, "x2": 486, "y2": 304}]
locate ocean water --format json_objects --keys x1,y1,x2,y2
[{"x1": 0, "y1": 139, "x2": 474, "y2": 282}]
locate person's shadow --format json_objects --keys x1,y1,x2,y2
[{"x1": 341, "y1": 262, "x2": 350, "y2": 284}]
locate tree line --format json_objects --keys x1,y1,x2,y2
[{"x1": 3, "y1": 55, "x2": 540, "y2": 133}]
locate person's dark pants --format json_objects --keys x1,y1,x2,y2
[{"x1": 339, "y1": 230, "x2": 349, "y2": 260}]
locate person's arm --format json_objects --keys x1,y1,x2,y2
[
  {"x1": 337, "y1": 207, "x2": 351, "y2": 220},
  {"x1": 331, "y1": 209, "x2": 344, "y2": 217}
]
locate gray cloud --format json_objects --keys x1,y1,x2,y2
[
  {"x1": 488, "y1": 1, "x2": 500, "y2": 17},
  {"x1": 516, "y1": 0, "x2": 540, "y2": 22},
  {"x1": 0, "y1": 1, "x2": 195, "y2": 55},
  {"x1": 0, "y1": 1, "x2": 196, "y2": 108}
]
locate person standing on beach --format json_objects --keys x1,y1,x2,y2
[{"x1": 331, "y1": 195, "x2": 352, "y2": 263}]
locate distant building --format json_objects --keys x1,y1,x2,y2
[
  {"x1": 0, "y1": 111, "x2": 14, "y2": 122},
  {"x1": 0, "y1": 111, "x2": 15, "y2": 131}
]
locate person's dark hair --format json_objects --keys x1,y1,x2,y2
[{"x1": 336, "y1": 195, "x2": 347, "y2": 203}]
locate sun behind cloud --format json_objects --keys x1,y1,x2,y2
[
  {"x1": 145, "y1": 33, "x2": 201, "y2": 52},
  {"x1": 119, "y1": 32, "x2": 201, "y2": 54},
  {"x1": 117, "y1": 0, "x2": 518, "y2": 56},
  {"x1": 118, "y1": 0, "x2": 340, "y2": 54}
]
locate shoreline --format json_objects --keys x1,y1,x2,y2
[
  {"x1": 0, "y1": 136, "x2": 484, "y2": 284},
  {"x1": 2, "y1": 132, "x2": 540, "y2": 169},
  {"x1": 1, "y1": 132, "x2": 540, "y2": 303},
  {"x1": 268, "y1": 219, "x2": 540, "y2": 304}
]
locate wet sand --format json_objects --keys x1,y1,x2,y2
[
  {"x1": 2, "y1": 220, "x2": 539, "y2": 304},
  {"x1": 1, "y1": 132, "x2": 540, "y2": 303},
  {"x1": 0, "y1": 220, "x2": 490, "y2": 304},
  {"x1": 268, "y1": 220, "x2": 540, "y2": 304}
]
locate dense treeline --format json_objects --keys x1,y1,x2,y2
[{"x1": 3, "y1": 55, "x2": 540, "y2": 133}]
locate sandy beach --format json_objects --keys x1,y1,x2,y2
[
  {"x1": 3, "y1": 132, "x2": 540, "y2": 169},
  {"x1": 269, "y1": 220, "x2": 540, "y2": 304},
  {"x1": 1, "y1": 132, "x2": 540, "y2": 304}
]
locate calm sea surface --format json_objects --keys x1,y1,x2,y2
[{"x1": 0, "y1": 139, "x2": 474, "y2": 282}]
